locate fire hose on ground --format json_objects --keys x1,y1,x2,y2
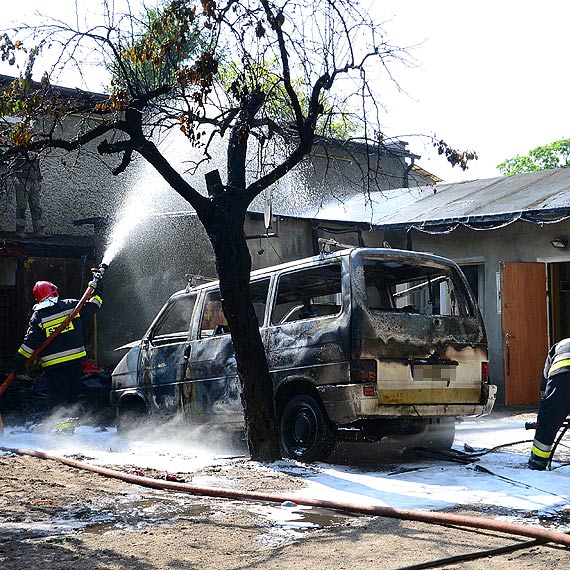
[
  {"x1": 0, "y1": 263, "x2": 107, "y2": 434},
  {"x1": 0, "y1": 445, "x2": 569, "y2": 548}
]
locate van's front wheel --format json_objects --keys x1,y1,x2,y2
[
  {"x1": 279, "y1": 394, "x2": 335, "y2": 462},
  {"x1": 117, "y1": 399, "x2": 149, "y2": 435}
]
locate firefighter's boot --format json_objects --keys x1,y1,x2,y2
[{"x1": 528, "y1": 451, "x2": 548, "y2": 471}]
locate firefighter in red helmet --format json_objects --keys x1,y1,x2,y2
[
  {"x1": 33, "y1": 281, "x2": 59, "y2": 303},
  {"x1": 14, "y1": 274, "x2": 103, "y2": 412}
]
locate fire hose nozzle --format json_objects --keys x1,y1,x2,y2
[{"x1": 88, "y1": 262, "x2": 107, "y2": 289}]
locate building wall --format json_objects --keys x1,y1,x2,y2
[
  {"x1": 263, "y1": 141, "x2": 434, "y2": 218},
  {"x1": 0, "y1": 115, "x2": 133, "y2": 236}
]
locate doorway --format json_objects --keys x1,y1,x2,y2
[
  {"x1": 0, "y1": 258, "x2": 18, "y2": 367},
  {"x1": 547, "y1": 261, "x2": 570, "y2": 345}
]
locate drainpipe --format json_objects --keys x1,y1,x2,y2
[{"x1": 403, "y1": 157, "x2": 415, "y2": 189}]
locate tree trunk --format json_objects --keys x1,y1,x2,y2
[{"x1": 199, "y1": 189, "x2": 281, "y2": 462}]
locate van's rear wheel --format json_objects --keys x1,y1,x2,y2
[{"x1": 279, "y1": 394, "x2": 335, "y2": 462}]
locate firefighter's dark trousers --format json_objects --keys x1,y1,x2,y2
[
  {"x1": 43, "y1": 360, "x2": 83, "y2": 411},
  {"x1": 532, "y1": 369, "x2": 570, "y2": 460}
]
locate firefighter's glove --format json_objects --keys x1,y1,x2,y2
[
  {"x1": 88, "y1": 268, "x2": 103, "y2": 289},
  {"x1": 16, "y1": 373, "x2": 33, "y2": 382}
]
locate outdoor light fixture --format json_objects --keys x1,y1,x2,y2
[{"x1": 551, "y1": 236, "x2": 568, "y2": 249}]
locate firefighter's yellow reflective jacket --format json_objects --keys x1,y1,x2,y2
[{"x1": 16, "y1": 290, "x2": 102, "y2": 368}]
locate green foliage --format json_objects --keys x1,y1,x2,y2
[
  {"x1": 109, "y1": 1, "x2": 206, "y2": 100},
  {"x1": 220, "y1": 58, "x2": 358, "y2": 140},
  {"x1": 497, "y1": 139, "x2": 570, "y2": 176}
]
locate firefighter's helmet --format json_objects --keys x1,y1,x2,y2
[{"x1": 33, "y1": 281, "x2": 59, "y2": 303}]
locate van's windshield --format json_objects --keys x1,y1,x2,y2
[{"x1": 363, "y1": 257, "x2": 473, "y2": 317}]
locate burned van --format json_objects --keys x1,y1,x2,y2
[{"x1": 111, "y1": 248, "x2": 496, "y2": 461}]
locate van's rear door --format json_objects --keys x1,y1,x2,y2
[{"x1": 350, "y1": 250, "x2": 487, "y2": 406}]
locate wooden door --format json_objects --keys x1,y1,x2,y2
[{"x1": 501, "y1": 262, "x2": 547, "y2": 405}]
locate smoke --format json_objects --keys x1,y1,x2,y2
[{"x1": 4, "y1": 411, "x2": 247, "y2": 472}]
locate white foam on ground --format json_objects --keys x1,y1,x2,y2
[{"x1": 1, "y1": 413, "x2": 569, "y2": 531}]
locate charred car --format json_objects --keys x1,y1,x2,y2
[{"x1": 111, "y1": 248, "x2": 496, "y2": 461}]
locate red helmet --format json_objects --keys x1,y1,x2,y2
[{"x1": 33, "y1": 281, "x2": 59, "y2": 303}]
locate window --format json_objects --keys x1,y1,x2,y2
[
  {"x1": 200, "y1": 290, "x2": 228, "y2": 338},
  {"x1": 272, "y1": 263, "x2": 342, "y2": 324},
  {"x1": 152, "y1": 295, "x2": 196, "y2": 341},
  {"x1": 363, "y1": 258, "x2": 472, "y2": 317},
  {"x1": 251, "y1": 280, "x2": 270, "y2": 326},
  {"x1": 461, "y1": 264, "x2": 485, "y2": 318},
  {"x1": 199, "y1": 280, "x2": 270, "y2": 338}
]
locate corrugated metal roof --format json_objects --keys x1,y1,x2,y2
[{"x1": 311, "y1": 168, "x2": 570, "y2": 232}]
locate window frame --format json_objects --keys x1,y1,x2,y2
[
  {"x1": 149, "y1": 293, "x2": 197, "y2": 346},
  {"x1": 270, "y1": 261, "x2": 344, "y2": 326}
]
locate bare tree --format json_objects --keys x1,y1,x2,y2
[{"x1": 0, "y1": 0, "x2": 473, "y2": 460}]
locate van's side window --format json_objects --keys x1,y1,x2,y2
[
  {"x1": 363, "y1": 259, "x2": 472, "y2": 317},
  {"x1": 271, "y1": 264, "x2": 342, "y2": 324},
  {"x1": 152, "y1": 295, "x2": 196, "y2": 342},
  {"x1": 200, "y1": 290, "x2": 228, "y2": 338},
  {"x1": 200, "y1": 279, "x2": 270, "y2": 338}
]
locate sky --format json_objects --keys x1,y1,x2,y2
[
  {"x1": 1, "y1": 1, "x2": 569, "y2": 183},
  {"x1": 1, "y1": 413, "x2": 569, "y2": 538}
]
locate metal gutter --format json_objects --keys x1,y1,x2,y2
[{"x1": 314, "y1": 206, "x2": 570, "y2": 233}]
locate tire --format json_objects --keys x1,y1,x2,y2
[
  {"x1": 279, "y1": 394, "x2": 336, "y2": 462},
  {"x1": 117, "y1": 399, "x2": 149, "y2": 435}
]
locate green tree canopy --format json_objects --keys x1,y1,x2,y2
[{"x1": 497, "y1": 139, "x2": 570, "y2": 176}]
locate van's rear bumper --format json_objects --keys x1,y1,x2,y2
[{"x1": 318, "y1": 382, "x2": 497, "y2": 424}]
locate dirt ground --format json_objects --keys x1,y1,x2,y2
[{"x1": 1, "y1": 452, "x2": 569, "y2": 570}]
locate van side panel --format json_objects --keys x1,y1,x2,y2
[
  {"x1": 183, "y1": 334, "x2": 243, "y2": 426},
  {"x1": 268, "y1": 320, "x2": 351, "y2": 386},
  {"x1": 267, "y1": 258, "x2": 351, "y2": 390},
  {"x1": 141, "y1": 341, "x2": 189, "y2": 413}
]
